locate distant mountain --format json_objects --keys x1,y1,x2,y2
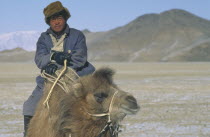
[
  {"x1": 82, "y1": 29, "x2": 91, "y2": 34},
  {"x1": 1, "y1": 9, "x2": 210, "y2": 62},
  {"x1": 85, "y1": 9, "x2": 210, "y2": 62},
  {"x1": 0, "y1": 31, "x2": 41, "y2": 51},
  {"x1": 0, "y1": 48, "x2": 35, "y2": 62}
]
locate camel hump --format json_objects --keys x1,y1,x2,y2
[{"x1": 93, "y1": 67, "x2": 115, "y2": 84}]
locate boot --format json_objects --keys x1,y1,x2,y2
[{"x1": 23, "y1": 115, "x2": 33, "y2": 137}]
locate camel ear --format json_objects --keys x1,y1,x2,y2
[
  {"x1": 93, "y1": 67, "x2": 115, "y2": 84},
  {"x1": 72, "y1": 83, "x2": 83, "y2": 98}
]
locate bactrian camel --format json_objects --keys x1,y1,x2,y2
[{"x1": 27, "y1": 67, "x2": 140, "y2": 137}]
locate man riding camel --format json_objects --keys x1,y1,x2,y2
[{"x1": 22, "y1": 1, "x2": 95, "y2": 136}]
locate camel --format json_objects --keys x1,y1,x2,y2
[{"x1": 27, "y1": 67, "x2": 140, "y2": 137}]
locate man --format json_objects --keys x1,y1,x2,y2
[{"x1": 22, "y1": 1, "x2": 95, "y2": 136}]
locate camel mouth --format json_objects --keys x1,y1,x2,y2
[
  {"x1": 116, "y1": 112, "x2": 127, "y2": 120},
  {"x1": 120, "y1": 95, "x2": 140, "y2": 114},
  {"x1": 121, "y1": 104, "x2": 140, "y2": 115}
]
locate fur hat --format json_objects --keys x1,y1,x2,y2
[{"x1": 43, "y1": 1, "x2": 71, "y2": 24}]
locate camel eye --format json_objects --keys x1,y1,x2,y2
[{"x1": 94, "y1": 93, "x2": 108, "y2": 103}]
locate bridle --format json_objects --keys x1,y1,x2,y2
[{"x1": 87, "y1": 88, "x2": 120, "y2": 137}]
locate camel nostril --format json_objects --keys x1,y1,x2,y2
[{"x1": 126, "y1": 96, "x2": 137, "y2": 105}]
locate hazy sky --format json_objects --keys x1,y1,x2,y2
[{"x1": 1, "y1": 0, "x2": 210, "y2": 34}]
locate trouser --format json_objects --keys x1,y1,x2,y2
[{"x1": 23, "y1": 115, "x2": 33, "y2": 137}]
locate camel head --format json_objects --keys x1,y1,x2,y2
[{"x1": 72, "y1": 67, "x2": 140, "y2": 123}]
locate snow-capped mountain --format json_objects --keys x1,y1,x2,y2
[{"x1": 0, "y1": 31, "x2": 41, "y2": 51}]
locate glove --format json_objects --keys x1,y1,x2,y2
[
  {"x1": 51, "y1": 52, "x2": 72, "y2": 65},
  {"x1": 44, "y1": 63, "x2": 58, "y2": 75}
]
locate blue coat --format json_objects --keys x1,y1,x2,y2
[{"x1": 23, "y1": 25, "x2": 95, "y2": 116}]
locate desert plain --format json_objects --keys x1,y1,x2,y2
[{"x1": 0, "y1": 62, "x2": 210, "y2": 137}]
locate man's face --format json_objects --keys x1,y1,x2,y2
[{"x1": 49, "y1": 15, "x2": 66, "y2": 33}]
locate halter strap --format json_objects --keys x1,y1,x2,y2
[
  {"x1": 87, "y1": 88, "x2": 118, "y2": 122},
  {"x1": 87, "y1": 87, "x2": 119, "y2": 137}
]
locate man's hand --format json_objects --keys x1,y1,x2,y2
[
  {"x1": 44, "y1": 63, "x2": 58, "y2": 75},
  {"x1": 51, "y1": 52, "x2": 72, "y2": 65}
]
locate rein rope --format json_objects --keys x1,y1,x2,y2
[
  {"x1": 87, "y1": 88, "x2": 120, "y2": 137},
  {"x1": 42, "y1": 59, "x2": 67, "y2": 109},
  {"x1": 41, "y1": 52, "x2": 79, "y2": 109}
]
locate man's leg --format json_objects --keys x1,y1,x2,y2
[{"x1": 23, "y1": 115, "x2": 33, "y2": 137}]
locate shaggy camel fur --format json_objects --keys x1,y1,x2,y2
[{"x1": 27, "y1": 67, "x2": 139, "y2": 137}]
